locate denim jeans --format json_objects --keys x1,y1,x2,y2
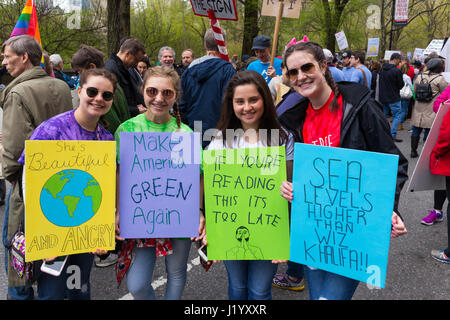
[
  {"x1": 126, "y1": 238, "x2": 191, "y2": 300},
  {"x1": 400, "y1": 99, "x2": 410, "y2": 123},
  {"x1": 223, "y1": 260, "x2": 277, "y2": 300},
  {"x1": 36, "y1": 253, "x2": 94, "y2": 300},
  {"x1": 304, "y1": 266, "x2": 359, "y2": 300},
  {"x1": 383, "y1": 101, "x2": 402, "y2": 137},
  {"x1": 411, "y1": 126, "x2": 430, "y2": 142}
]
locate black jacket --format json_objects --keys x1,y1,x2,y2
[
  {"x1": 105, "y1": 54, "x2": 144, "y2": 117},
  {"x1": 378, "y1": 63, "x2": 404, "y2": 105},
  {"x1": 278, "y1": 81, "x2": 408, "y2": 216}
]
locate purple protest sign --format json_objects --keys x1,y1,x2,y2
[{"x1": 119, "y1": 132, "x2": 201, "y2": 238}]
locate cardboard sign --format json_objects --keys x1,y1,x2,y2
[
  {"x1": 204, "y1": 147, "x2": 290, "y2": 260},
  {"x1": 407, "y1": 103, "x2": 450, "y2": 192},
  {"x1": 261, "y1": 0, "x2": 301, "y2": 19},
  {"x1": 413, "y1": 48, "x2": 425, "y2": 62},
  {"x1": 119, "y1": 132, "x2": 201, "y2": 238},
  {"x1": 335, "y1": 31, "x2": 349, "y2": 51},
  {"x1": 24, "y1": 141, "x2": 116, "y2": 262},
  {"x1": 384, "y1": 50, "x2": 401, "y2": 61},
  {"x1": 424, "y1": 39, "x2": 444, "y2": 56},
  {"x1": 290, "y1": 143, "x2": 399, "y2": 288},
  {"x1": 190, "y1": 0, "x2": 238, "y2": 20}
]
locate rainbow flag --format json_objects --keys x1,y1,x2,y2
[{"x1": 10, "y1": 0, "x2": 44, "y2": 67}]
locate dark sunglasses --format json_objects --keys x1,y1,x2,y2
[
  {"x1": 145, "y1": 87, "x2": 175, "y2": 100},
  {"x1": 286, "y1": 62, "x2": 316, "y2": 78},
  {"x1": 85, "y1": 87, "x2": 114, "y2": 101}
]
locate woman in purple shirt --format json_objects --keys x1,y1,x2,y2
[{"x1": 19, "y1": 68, "x2": 117, "y2": 300}]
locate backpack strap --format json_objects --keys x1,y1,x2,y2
[{"x1": 356, "y1": 67, "x2": 368, "y2": 87}]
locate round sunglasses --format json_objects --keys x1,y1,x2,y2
[
  {"x1": 85, "y1": 87, "x2": 114, "y2": 101},
  {"x1": 145, "y1": 87, "x2": 175, "y2": 100}
]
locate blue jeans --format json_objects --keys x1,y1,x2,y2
[
  {"x1": 383, "y1": 101, "x2": 402, "y2": 137},
  {"x1": 223, "y1": 260, "x2": 277, "y2": 300},
  {"x1": 36, "y1": 253, "x2": 94, "y2": 300},
  {"x1": 126, "y1": 238, "x2": 191, "y2": 300},
  {"x1": 400, "y1": 99, "x2": 410, "y2": 123},
  {"x1": 304, "y1": 267, "x2": 359, "y2": 300},
  {"x1": 411, "y1": 126, "x2": 430, "y2": 142},
  {"x1": 2, "y1": 186, "x2": 34, "y2": 300}
]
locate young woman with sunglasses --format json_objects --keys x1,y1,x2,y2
[
  {"x1": 17, "y1": 68, "x2": 117, "y2": 299},
  {"x1": 205, "y1": 70, "x2": 294, "y2": 300},
  {"x1": 278, "y1": 42, "x2": 409, "y2": 300},
  {"x1": 114, "y1": 66, "x2": 205, "y2": 300}
]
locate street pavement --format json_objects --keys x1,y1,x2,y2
[{"x1": 1, "y1": 119, "x2": 449, "y2": 301}]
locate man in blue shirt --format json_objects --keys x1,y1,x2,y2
[
  {"x1": 341, "y1": 50, "x2": 355, "y2": 81},
  {"x1": 349, "y1": 51, "x2": 372, "y2": 88},
  {"x1": 323, "y1": 48, "x2": 344, "y2": 82},
  {"x1": 247, "y1": 35, "x2": 282, "y2": 84}
]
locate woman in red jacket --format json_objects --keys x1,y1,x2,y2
[{"x1": 430, "y1": 104, "x2": 450, "y2": 263}]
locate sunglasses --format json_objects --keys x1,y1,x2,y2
[
  {"x1": 286, "y1": 62, "x2": 316, "y2": 79},
  {"x1": 145, "y1": 87, "x2": 175, "y2": 100},
  {"x1": 85, "y1": 87, "x2": 114, "y2": 101}
]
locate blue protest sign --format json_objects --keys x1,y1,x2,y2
[{"x1": 290, "y1": 143, "x2": 399, "y2": 288}]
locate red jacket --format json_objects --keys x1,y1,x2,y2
[{"x1": 430, "y1": 107, "x2": 450, "y2": 176}]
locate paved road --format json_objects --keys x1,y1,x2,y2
[{"x1": 1, "y1": 120, "x2": 450, "y2": 301}]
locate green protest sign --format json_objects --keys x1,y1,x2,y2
[{"x1": 204, "y1": 147, "x2": 290, "y2": 260}]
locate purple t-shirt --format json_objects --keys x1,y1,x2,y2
[{"x1": 19, "y1": 109, "x2": 114, "y2": 164}]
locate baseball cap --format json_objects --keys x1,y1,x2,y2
[
  {"x1": 323, "y1": 49, "x2": 334, "y2": 63},
  {"x1": 252, "y1": 36, "x2": 271, "y2": 50},
  {"x1": 342, "y1": 50, "x2": 352, "y2": 58},
  {"x1": 390, "y1": 52, "x2": 401, "y2": 60}
]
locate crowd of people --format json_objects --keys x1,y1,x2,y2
[{"x1": 0, "y1": 29, "x2": 449, "y2": 301}]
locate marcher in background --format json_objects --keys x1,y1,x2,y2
[
  {"x1": 50, "y1": 53, "x2": 76, "y2": 89},
  {"x1": 181, "y1": 49, "x2": 195, "y2": 72},
  {"x1": 278, "y1": 41, "x2": 408, "y2": 300},
  {"x1": 137, "y1": 56, "x2": 150, "y2": 79},
  {"x1": 17, "y1": 68, "x2": 116, "y2": 299},
  {"x1": 179, "y1": 27, "x2": 236, "y2": 148},
  {"x1": 1, "y1": 35, "x2": 72, "y2": 299},
  {"x1": 378, "y1": 52, "x2": 404, "y2": 142},
  {"x1": 410, "y1": 58, "x2": 448, "y2": 158},
  {"x1": 341, "y1": 50, "x2": 354, "y2": 81},
  {"x1": 399, "y1": 62, "x2": 413, "y2": 131},
  {"x1": 105, "y1": 38, "x2": 146, "y2": 117},
  {"x1": 205, "y1": 70, "x2": 294, "y2": 300},
  {"x1": 247, "y1": 35, "x2": 282, "y2": 84},
  {"x1": 114, "y1": 66, "x2": 205, "y2": 300},
  {"x1": 349, "y1": 51, "x2": 372, "y2": 88},
  {"x1": 323, "y1": 49, "x2": 344, "y2": 82}
]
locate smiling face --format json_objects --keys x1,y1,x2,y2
[
  {"x1": 77, "y1": 75, "x2": 114, "y2": 120},
  {"x1": 159, "y1": 50, "x2": 174, "y2": 67},
  {"x1": 286, "y1": 50, "x2": 328, "y2": 101},
  {"x1": 143, "y1": 76, "x2": 177, "y2": 123},
  {"x1": 232, "y1": 83, "x2": 264, "y2": 131}
]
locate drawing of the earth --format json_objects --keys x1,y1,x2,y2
[{"x1": 40, "y1": 169, "x2": 102, "y2": 227}]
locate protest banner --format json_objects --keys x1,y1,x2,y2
[
  {"x1": 24, "y1": 140, "x2": 116, "y2": 262},
  {"x1": 290, "y1": 143, "x2": 399, "y2": 288},
  {"x1": 407, "y1": 103, "x2": 450, "y2": 192},
  {"x1": 367, "y1": 38, "x2": 379, "y2": 57},
  {"x1": 203, "y1": 147, "x2": 290, "y2": 260},
  {"x1": 394, "y1": 0, "x2": 409, "y2": 26},
  {"x1": 119, "y1": 132, "x2": 201, "y2": 238},
  {"x1": 335, "y1": 31, "x2": 349, "y2": 51},
  {"x1": 189, "y1": 0, "x2": 238, "y2": 20}
]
